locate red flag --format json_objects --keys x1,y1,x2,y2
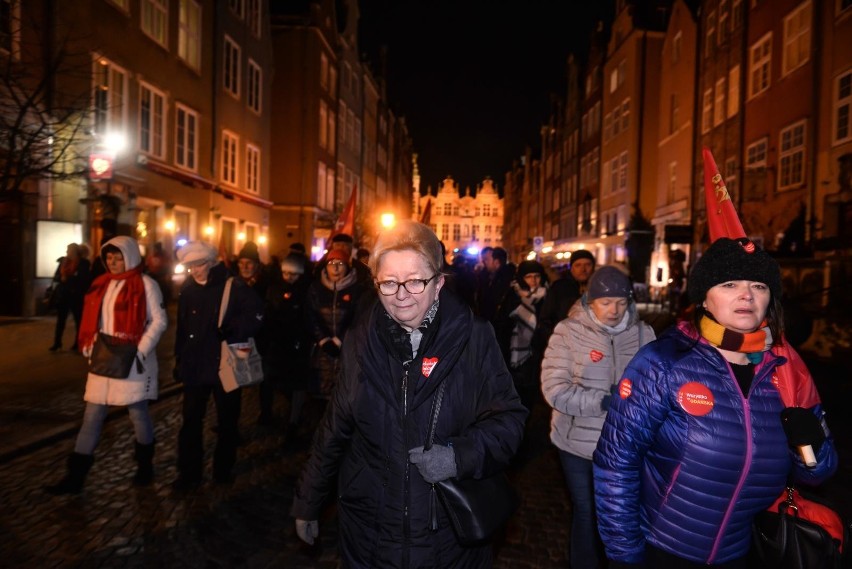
[
  {"x1": 331, "y1": 184, "x2": 357, "y2": 240},
  {"x1": 702, "y1": 147, "x2": 747, "y2": 243},
  {"x1": 419, "y1": 199, "x2": 432, "y2": 225}
]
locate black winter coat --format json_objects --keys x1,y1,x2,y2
[
  {"x1": 174, "y1": 263, "x2": 264, "y2": 386},
  {"x1": 291, "y1": 289, "x2": 528, "y2": 568},
  {"x1": 256, "y1": 277, "x2": 311, "y2": 385}
]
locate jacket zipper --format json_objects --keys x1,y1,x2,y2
[{"x1": 401, "y1": 362, "x2": 411, "y2": 568}]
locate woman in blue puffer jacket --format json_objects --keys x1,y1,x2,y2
[{"x1": 593, "y1": 238, "x2": 837, "y2": 568}]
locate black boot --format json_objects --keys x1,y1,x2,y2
[
  {"x1": 132, "y1": 441, "x2": 155, "y2": 486},
  {"x1": 45, "y1": 453, "x2": 94, "y2": 495}
]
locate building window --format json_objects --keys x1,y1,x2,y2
[
  {"x1": 670, "y1": 93, "x2": 679, "y2": 134},
  {"x1": 247, "y1": 0, "x2": 261, "y2": 37},
  {"x1": 318, "y1": 163, "x2": 327, "y2": 208},
  {"x1": 221, "y1": 131, "x2": 239, "y2": 186},
  {"x1": 746, "y1": 137, "x2": 768, "y2": 169},
  {"x1": 604, "y1": 112, "x2": 612, "y2": 141},
  {"x1": 782, "y1": 1, "x2": 811, "y2": 77},
  {"x1": 779, "y1": 120, "x2": 806, "y2": 190},
  {"x1": 329, "y1": 66, "x2": 337, "y2": 99},
  {"x1": 834, "y1": 70, "x2": 852, "y2": 145},
  {"x1": 141, "y1": 0, "x2": 167, "y2": 47},
  {"x1": 246, "y1": 59, "x2": 262, "y2": 114},
  {"x1": 618, "y1": 152, "x2": 628, "y2": 192},
  {"x1": 328, "y1": 109, "x2": 336, "y2": 152},
  {"x1": 346, "y1": 108, "x2": 355, "y2": 149},
  {"x1": 748, "y1": 33, "x2": 772, "y2": 98},
  {"x1": 672, "y1": 31, "x2": 682, "y2": 64},
  {"x1": 668, "y1": 162, "x2": 677, "y2": 203},
  {"x1": 224, "y1": 36, "x2": 241, "y2": 97},
  {"x1": 702, "y1": 88, "x2": 713, "y2": 133},
  {"x1": 326, "y1": 167, "x2": 335, "y2": 209},
  {"x1": 139, "y1": 82, "x2": 166, "y2": 159},
  {"x1": 228, "y1": 0, "x2": 244, "y2": 18},
  {"x1": 355, "y1": 117, "x2": 362, "y2": 153},
  {"x1": 732, "y1": 0, "x2": 743, "y2": 29},
  {"x1": 444, "y1": 203, "x2": 452, "y2": 216},
  {"x1": 175, "y1": 104, "x2": 198, "y2": 171},
  {"x1": 483, "y1": 203, "x2": 491, "y2": 216},
  {"x1": 728, "y1": 65, "x2": 740, "y2": 118},
  {"x1": 725, "y1": 157, "x2": 738, "y2": 198},
  {"x1": 452, "y1": 224, "x2": 461, "y2": 241},
  {"x1": 621, "y1": 99, "x2": 630, "y2": 131},
  {"x1": 178, "y1": 0, "x2": 201, "y2": 71},
  {"x1": 613, "y1": 105, "x2": 622, "y2": 136},
  {"x1": 718, "y1": 0, "x2": 729, "y2": 44},
  {"x1": 93, "y1": 57, "x2": 127, "y2": 136},
  {"x1": 714, "y1": 78, "x2": 726, "y2": 127},
  {"x1": 441, "y1": 224, "x2": 449, "y2": 241},
  {"x1": 705, "y1": 10, "x2": 716, "y2": 55},
  {"x1": 320, "y1": 53, "x2": 328, "y2": 91},
  {"x1": 246, "y1": 144, "x2": 260, "y2": 193},
  {"x1": 319, "y1": 100, "x2": 328, "y2": 149}
]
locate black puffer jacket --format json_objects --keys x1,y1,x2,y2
[
  {"x1": 174, "y1": 263, "x2": 264, "y2": 386},
  {"x1": 291, "y1": 288, "x2": 528, "y2": 568}
]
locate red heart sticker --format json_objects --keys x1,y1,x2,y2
[
  {"x1": 590, "y1": 350, "x2": 604, "y2": 362},
  {"x1": 618, "y1": 378, "x2": 633, "y2": 399},
  {"x1": 422, "y1": 357, "x2": 438, "y2": 378}
]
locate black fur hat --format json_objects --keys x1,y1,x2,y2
[{"x1": 688, "y1": 238, "x2": 782, "y2": 303}]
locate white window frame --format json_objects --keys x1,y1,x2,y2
[
  {"x1": 320, "y1": 53, "x2": 328, "y2": 91},
  {"x1": 139, "y1": 82, "x2": 167, "y2": 159},
  {"x1": 246, "y1": 143, "x2": 260, "y2": 194},
  {"x1": 778, "y1": 120, "x2": 806, "y2": 190},
  {"x1": 782, "y1": 0, "x2": 811, "y2": 77},
  {"x1": 728, "y1": 65, "x2": 740, "y2": 118},
  {"x1": 746, "y1": 137, "x2": 768, "y2": 170},
  {"x1": 672, "y1": 31, "x2": 682, "y2": 64},
  {"x1": 318, "y1": 100, "x2": 328, "y2": 149},
  {"x1": 247, "y1": 59, "x2": 262, "y2": 114},
  {"x1": 748, "y1": 33, "x2": 772, "y2": 99},
  {"x1": 175, "y1": 103, "x2": 199, "y2": 172},
  {"x1": 221, "y1": 130, "x2": 239, "y2": 186},
  {"x1": 246, "y1": 0, "x2": 261, "y2": 37},
  {"x1": 92, "y1": 56, "x2": 128, "y2": 137},
  {"x1": 224, "y1": 35, "x2": 241, "y2": 98},
  {"x1": 702, "y1": 88, "x2": 713, "y2": 133},
  {"x1": 714, "y1": 78, "x2": 726, "y2": 127},
  {"x1": 705, "y1": 10, "x2": 716, "y2": 55},
  {"x1": 833, "y1": 69, "x2": 852, "y2": 145},
  {"x1": 618, "y1": 152, "x2": 628, "y2": 192},
  {"x1": 141, "y1": 0, "x2": 168, "y2": 48},
  {"x1": 178, "y1": 0, "x2": 201, "y2": 71}
]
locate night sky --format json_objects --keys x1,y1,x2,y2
[{"x1": 358, "y1": 1, "x2": 613, "y2": 196}]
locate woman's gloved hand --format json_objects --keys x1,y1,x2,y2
[
  {"x1": 295, "y1": 519, "x2": 318, "y2": 545},
  {"x1": 781, "y1": 407, "x2": 825, "y2": 455},
  {"x1": 408, "y1": 445, "x2": 457, "y2": 483}
]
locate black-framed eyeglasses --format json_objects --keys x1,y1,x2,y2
[{"x1": 375, "y1": 275, "x2": 438, "y2": 296}]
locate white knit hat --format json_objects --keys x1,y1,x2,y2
[{"x1": 177, "y1": 241, "x2": 217, "y2": 266}]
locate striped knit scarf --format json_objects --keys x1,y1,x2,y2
[{"x1": 699, "y1": 315, "x2": 773, "y2": 364}]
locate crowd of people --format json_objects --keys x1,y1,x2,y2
[{"x1": 42, "y1": 219, "x2": 840, "y2": 569}]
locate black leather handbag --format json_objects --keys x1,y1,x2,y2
[
  {"x1": 89, "y1": 332, "x2": 138, "y2": 379},
  {"x1": 751, "y1": 485, "x2": 846, "y2": 569},
  {"x1": 425, "y1": 378, "x2": 519, "y2": 546}
]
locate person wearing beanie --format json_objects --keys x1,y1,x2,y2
[
  {"x1": 305, "y1": 244, "x2": 364, "y2": 400},
  {"x1": 171, "y1": 240, "x2": 265, "y2": 490},
  {"x1": 533, "y1": 249, "x2": 597, "y2": 354},
  {"x1": 540, "y1": 264, "x2": 655, "y2": 569},
  {"x1": 593, "y1": 237, "x2": 838, "y2": 567},
  {"x1": 255, "y1": 253, "x2": 312, "y2": 432}
]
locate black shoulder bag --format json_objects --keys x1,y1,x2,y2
[{"x1": 425, "y1": 349, "x2": 519, "y2": 546}]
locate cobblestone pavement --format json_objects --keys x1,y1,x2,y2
[{"x1": 0, "y1": 386, "x2": 572, "y2": 568}]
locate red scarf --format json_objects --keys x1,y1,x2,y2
[{"x1": 77, "y1": 266, "x2": 147, "y2": 352}]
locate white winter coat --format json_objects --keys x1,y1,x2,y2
[
  {"x1": 83, "y1": 237, "x2": 168, "y2": 406},
  {"x1": 540, "y1": 298, "x2": 654, "y2": 460}
]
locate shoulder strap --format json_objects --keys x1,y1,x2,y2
[
  {"x1": 218, "y1": 277, "x2": 233, "y2": 329},
  {"x1": 425, "y1": 331, "x2": 475, "y2": 450}
]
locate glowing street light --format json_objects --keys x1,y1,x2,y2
[
  {"x1": 203, "y1": 225, "x2": 214, "y2": 236},
  {"x1": 380, "y1": 213, "x2": 396, "y2": 229}
]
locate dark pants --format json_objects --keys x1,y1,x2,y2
[
  {"x1": 559, "y1": 450, "x2": 603, "y2": 569},
  {"x1": 178, "y1": 383, "x2": 241, "y2": 481},
  {"x1": 53, "y1": 299, "x2": 83, "y2": 347}
]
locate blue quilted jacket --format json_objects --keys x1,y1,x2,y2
[{"x1": 593, "y1": 322, "x2": 837, "y2": 565}]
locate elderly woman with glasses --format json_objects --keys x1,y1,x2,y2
[{"x1": 291, "y1": 221, "x2": 527, "y2": 568}]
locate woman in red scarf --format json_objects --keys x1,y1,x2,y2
[{"x1": 46, "y1": 236, "x2": 168, "y2": 495}]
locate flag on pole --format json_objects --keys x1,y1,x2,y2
[
  {"x1": 702, "y1": 147, "x2": 748, "y2": 244},
  {"x1": 331, "y1": 184, "x2": 357, "y2": 241},
  {"x1": 419, "y1": 199, "x2": 432, "y2": 226}
]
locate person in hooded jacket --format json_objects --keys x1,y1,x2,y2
[
  {"x1": 172, "y1": 241, "x2": 264, "y2": 490},
  {"x1": 540, "y1": 265, "x2": 655, "y2": 569},
  {"x1": 291, "y1": 221, "x2": 527, "y2": 568},
  {"x1": 46, "y1": 236, "x2": 168, "y2": 495},
  {"x1": 592, "y1": 238, "x2": 838, "y2": 568}
]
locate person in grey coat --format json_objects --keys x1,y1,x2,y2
[{"x1": 540, "y1": 265, "x2": 655, "y2": 569}]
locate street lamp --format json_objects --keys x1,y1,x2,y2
[{"x1": 380, "y1": 212, "x2": 396, "y2": 229}]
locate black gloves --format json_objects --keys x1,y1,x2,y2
[
  {"x1": 321, "y1": 341, "x2": 341, "y2": 357},
  {"x1": 602, "y1": 384, "x2": 619, "y2": 412},
  {"x1": 781, "y1": 407, "x2": 825, "y2": 455}
]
